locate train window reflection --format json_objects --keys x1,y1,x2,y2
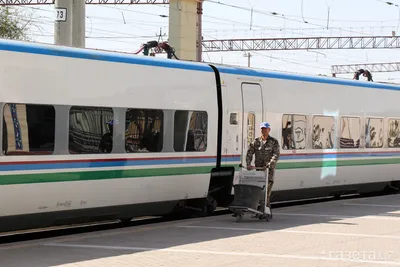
[
  {"x1": 388, "y1": 118, "x2": 400, "y2": 148},
  {"x1": 69, "y1": 106, "x2": 114, "y2": 154},
  {"x1": 125, "y1": 108, "x2": 163, "y2": 153},
  {"x1": 174, "y1": 110, "x2": 208, "y2": 152},
  {"x1": 282, "y1": 114, "x2": 307, "y2": 150},
  {"x1": 247, "y1": 113, "x2": 255, "y2": 148},
  {"x1": 312, "y1": 115, "x2": 335, "y2": 149},
  {"x1": 2, "y1": 103, "x2": 55, "y2": 155},
  {"x1": 365, "y1": 117, "x2": 384, "y2": 148},
  {"x1": 340, "y1": 117, "x2": 360, "y2": 149}
]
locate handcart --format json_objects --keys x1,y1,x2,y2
[{"x1": 228, "y1": 164, "x2": 272, "y2": 222}]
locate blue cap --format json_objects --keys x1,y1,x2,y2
[
  {"x1": 260, "y1": 122, "x2": 270, "y2": 129},
  {"x1": 107, "y1": 120, "x2": 113, "y2": 126}
]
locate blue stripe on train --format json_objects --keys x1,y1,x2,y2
[
  {"x1": 0, "y1": 39, "x2": 213, "y2": 73},
  {"x1": 0, "y1": 156, "x2": 239, "y2": 172},
  {"x1": 0, "y1": 152, "x2": 400, "y2": 172},
  {"x1": 280, "y1": 152, "x2": 400, "y2": 160}
]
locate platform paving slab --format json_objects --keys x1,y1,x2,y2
[{"x1": 0, "y1": 194, "x2": 399, "y2": 267}]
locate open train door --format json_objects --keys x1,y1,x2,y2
[{"x1": 241, "y1": 83, "x2": 264, "y2": 167}]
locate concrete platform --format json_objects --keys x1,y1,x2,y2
[{"x1": 1, "y1": 194, "x2": 400, "y2": 267}]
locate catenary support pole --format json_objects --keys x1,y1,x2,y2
[
  {"x1": 168, "y1": 0, "x2": 198, "y2": 60},
  {"x1": 196, "y1": 1, "x2": 203, "y2": 62},
  {"x1": 54, "y1": 0, "x2": 72, "y2": 46},
  {"x1": 72, "y1": 0, "x2": 86, "y2": 48}
]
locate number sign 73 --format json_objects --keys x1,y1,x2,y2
[{"x1": 55, "y1": 8, "x2": 67, "y2": 22}]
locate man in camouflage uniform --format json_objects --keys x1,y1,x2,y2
[{"x1": 246, "y1": 122, "x2": 280, "y2": 209}]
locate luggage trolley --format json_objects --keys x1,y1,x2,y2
[{"x1": 229, "y1": 164, "x2": 272, "y2": 222}]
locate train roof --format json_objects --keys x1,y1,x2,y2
[
  {"x1": 0, "y1": 38, "x2": 399, "y2": 92},
  {"x1": 0, "y1": 38, "x2": 213, "y2": 73},
  {"x1": 213, "y1": 63, "x2": 400, "y2": 91}
]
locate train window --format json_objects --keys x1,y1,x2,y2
[
  {"x1": 125, "y1": 108, "x2": 163, "y2": 153},
  {"x1": 365, "y1": 117, "x2": 384, "y2": 148},
  {"x1": 247, "y1": 113, "x2": 255, "y2": 148},
  {"x1": 2, "y1": 103, "x2": 55, "y2": 155},
  {"x1": 387, "y1": 118, "x2": 400, "y2": 148},
  {"x1": 69, "y1": 106, "x2": 114, "y2": 154},
  {"x1": 174, "y1": 110, "x2": 208, "y2": 152},
  {"x1": 312, "y1": 115, "x2": 335, "y2": 149},
  {"x1": 282, "y1": 114, "x2": 307, "y2": 150},
  {"x1": 340, "y1": 117, "x2": 360, "y2": 149}
]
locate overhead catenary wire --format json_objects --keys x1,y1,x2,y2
[{"x1": 202, "y1": 0, "x2": 379, "y2": 36}]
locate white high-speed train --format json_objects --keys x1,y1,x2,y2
[{"x1": 1, "y1": 39, "x2": 399, "y2": 233}]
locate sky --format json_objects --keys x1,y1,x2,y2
[{"x1": 13, "y1": 0, "x2": 400, "y2": 83}]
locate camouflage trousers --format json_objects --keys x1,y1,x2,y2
[{"x1": 259, "y1": 169, "x2": 274, "y2": 208}]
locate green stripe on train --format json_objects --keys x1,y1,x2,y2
[
  {"x1": 0, "y1": 158, "x2": 400, "y2": 185},
  {"x1": 0, "y1": 166, "x2": 217, "y2": 185},
  {"x1": 277, "y1": 157, "x2": 400, "y2": 169}
]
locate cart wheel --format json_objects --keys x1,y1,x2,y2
[{"x1": 236, "y1": 213, "x2": 243, "y2": 222}]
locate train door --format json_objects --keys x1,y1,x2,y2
[{"x1": 241, "y1": 83, "x2": 263, "y2": 166}]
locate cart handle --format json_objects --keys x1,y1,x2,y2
[{"x1": 239, "y1": 164, "x2": 267, "y2": 171}]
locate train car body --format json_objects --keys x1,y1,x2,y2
[
  {"x1": 0, "y1": 39, "x2": 399, "y2": 233},
  {"x1": 218, "y1": 65, "x2": 400, "y2": 201}
]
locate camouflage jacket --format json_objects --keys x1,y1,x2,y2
[{"x1": 246, "y1": 135, "x2": 280, "y2": 169}]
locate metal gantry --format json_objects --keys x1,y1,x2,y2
[
  {"x1": 0, "y1": 0, "x2": 169, "y2": 5},
  {"x1": 332, "y1": 62, "x2": 400, "y2": 74},
  {"x1": 202, "y1": 36, "x2": 400, "y2": 52}
]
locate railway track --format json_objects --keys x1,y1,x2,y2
[{"x1": 0, "y1": 191, "x2": 394, "y2": 244}]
